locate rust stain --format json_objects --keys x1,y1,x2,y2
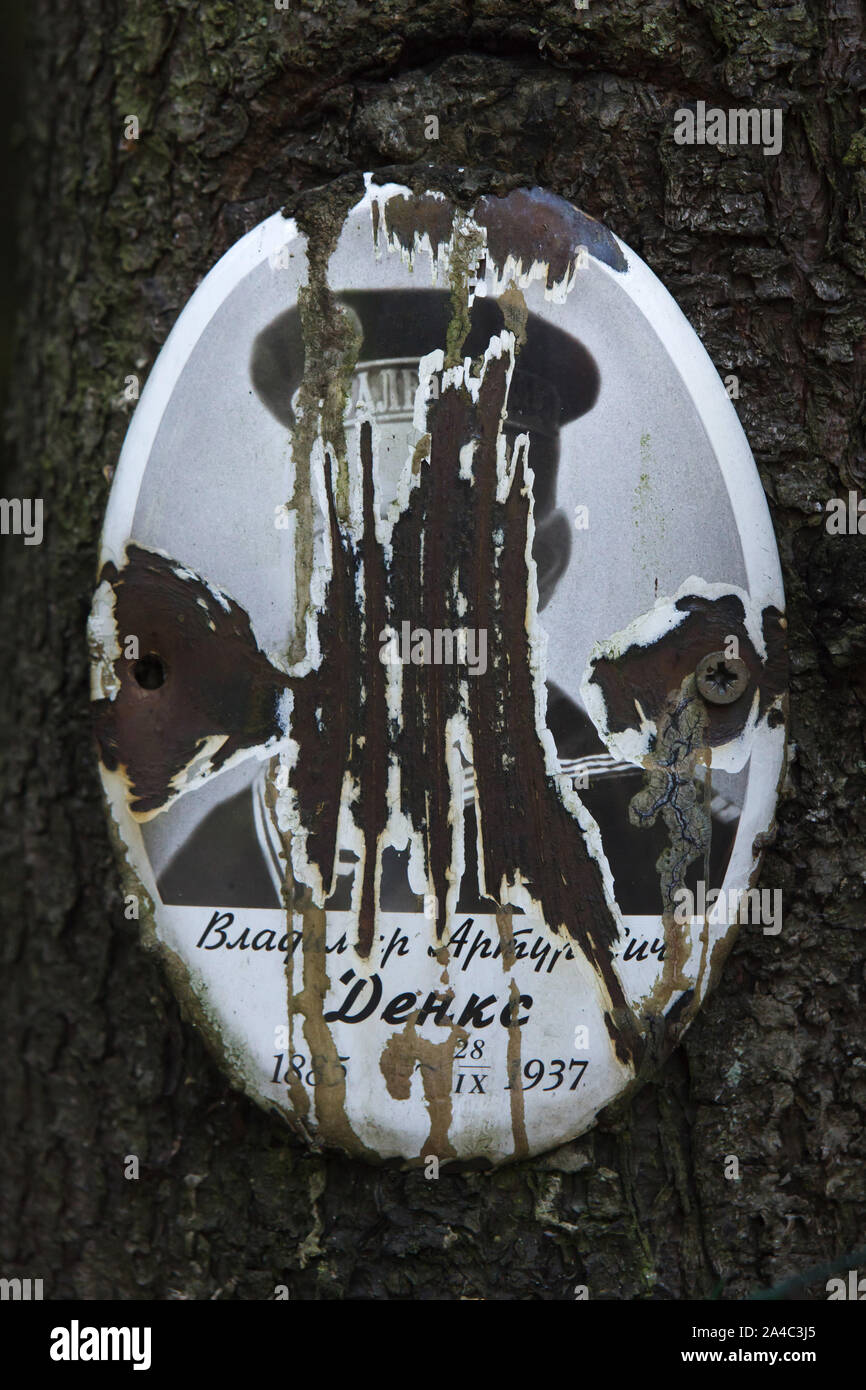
[
  {"x1": 379, "y1": 1022, "x2": 460, "y2": 1163},
  {"x1": 263, "y1": 780, "x2": 310, "y2": 1125},
  {"x1": 287, "y1": 198, "x2": 362, "y2": 652},
  {"x1": 493, "y1": 905, "x2": 527, "y2": 1158},
  {"x1": 381, "y1": 192, "x2": 457, "y2": 261},
  {"x1": 685, "y1": 717, "x2": 789, "y2": 1034},
  {"x1": 355, "y1": 426, "x2": 389, "y2": 957},
  {"x1": 474, "y1": 186, "x2": 628, "y2": 283},
  {"x1": 290, "y1": 448, "x2": 359, "y2": 914},
  {"x1": 589, "y1": 595, "x2": 787, "y2": 746},
  {"x1": 293, "y1": 886, "x2": 378, "y2": 1161},
  {"x1": 378, "y1": 185, "x2": 627, "y2": 286},
  {"x1": 689, "y1": 842, "x2": 714, "y2": 1012},
  {"x1": 496, "y1": 282, "x2": 529, "y2": 351},
  {"x1": 458, "y1": 351, "x2": 641, "y2": 1067},
  {"x1": 390, "y1": 376, "x2": 468, "y2": 945},
  {"x1": 495, "y1": 903, "x2": 517, "y2": 973},
  {"x1": 504, "y1": 977, "x2": 529, "y2": 1160},
  {"x1": 92, "y1": 547, "x2": 289, "y2": 816}
]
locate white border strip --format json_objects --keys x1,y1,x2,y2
[{"x1": 100, "y1": 212, "x2": 301, "y2": 566}]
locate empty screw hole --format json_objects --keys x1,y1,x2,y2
[{"x1": 133, "y1": 653, "x2": 166, "y2": 689}]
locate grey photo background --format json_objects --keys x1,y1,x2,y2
[{"x1": 1, "y1": 0, "x2": 864, "y2": 1300}]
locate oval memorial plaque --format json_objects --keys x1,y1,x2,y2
[{"x1": 89, "y1": 178, "x2": 787, "y2": 1166}]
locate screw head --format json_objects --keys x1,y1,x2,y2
[{"x1": 695, "y1": 652, "x2": 749, "y2": 705}]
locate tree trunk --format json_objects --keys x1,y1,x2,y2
[{"x1": 2, "y1": 0, "x2": 864, "y2": 1301}]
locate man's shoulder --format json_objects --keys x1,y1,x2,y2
[
  {"x1": 545, "y1": 680, "x2": 606, "y2": 760},
  {"x1": 157, "y1": 784, "x2": 279, "y2": 908}
]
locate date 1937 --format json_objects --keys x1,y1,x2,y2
[{"x1": 270, "y1": 1048, "x2": 590, "y2": 1095}]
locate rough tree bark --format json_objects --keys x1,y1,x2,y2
[{"x1": 1, "y1": 0, "x2": 864, "y2": 1301}]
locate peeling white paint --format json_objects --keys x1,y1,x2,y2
[{"x1": 87, "y1": 580, "x2": 122, "y2": 702}]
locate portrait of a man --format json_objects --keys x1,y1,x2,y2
[{"x1": 153, "y1": 288, "x2": 739, "y2": 915}]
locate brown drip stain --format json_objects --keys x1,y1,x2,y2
[
  {"x1": 263, "y1": 778, "x2": 310, "y2": 1125},
  {"x1": 493, "y1": 907, "x2": 527, "y2": 1156},
  {"x1": 288, "y1": 194, "x2": 363, "y2": 659},
  {"x1": 504, "y1": 978, "x2": 529, "y2": 1160},
  {"x1": 460, "y1": 351, "x2": 641, "y2": 1068},
  {"x1": 474, "y1": 187, "x2": 628, "y2": 283},
  {"x1": 495, "y1": 903, "x2": 517, "y2": 973},
  {"x1": 379, "y1": 1020, "x2": 460, "y2": 1163},
  {"x1": 377, "y1": 185, "x2": 628, "y2": 285},
  {"x1": 355, "y1": 425, "x2": 389, "y2": 957},
  {"x1": 291, "y1": 882, "x2": 378, "y2": 1160},
  {"x1": 381, "y1": 192, "x2": 458, "y2": 262}
]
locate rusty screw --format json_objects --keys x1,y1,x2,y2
[{"x1": 695, "y1": 652, "x2": 749, "y2": 705}]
